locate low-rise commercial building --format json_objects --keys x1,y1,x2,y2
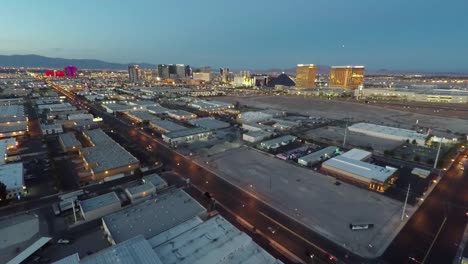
[
  {"x1": 243, "y1": 130, "x2": 273, "y2": 143},
  {"x1": 80, "y1": 129, "x2": 140, "y2": 181},
  {"x1": 146, "y1": 105, "x2": 173, "y2": 115},
  {"x1": 411, "y1": 168, "x2": 431, "y2": 179},
  {"x1": 102, "y1": 189, "x2": 207, "y2": 245},
  {"x1": 79, "y1": 192, "x2": 121, "y2": 221},
  {"x1": 340, "y1": 148, "x2": 372, "y2": 161},
  {"x1": 167, "y1": 110, "x2": 197, "y2": 120},
  {"x1": 125, "y1": 182, "x2": 156, "y2": 203},
  {"x1": 0, "y1": 105, "x2": 28, "y2": 138},
  {"x1": 259, "y1": 135, "x2": 297, "y2": 150},
  {"x1": 151, "y1": 120, "x2": 187, "y2": 134},
  {"x1": 188, "y1": 117, "x2": 230, "y2": 130},
  {"x1": 151, "y1": 215, "x2": 283, "y2": 264},
  {"x1": 58, "y1": 132, "x2": 82, "y2": 152},
  {"x1": 322, "y1": 149, "x2": 398, "y2": 192},
  {"x1": 40, "y1": 123, "x2": 63, "y2": 135},
  {"x1": 162, "y1": 127, "x2": 212, "y2": 145},
  {"x1": 142, "y1": 174, "x2": 168, "y2": 190},
  {"x1": 0, "y1": 138, "x2": 18, "y2": 165},
  {"x1": 298, "y1": 146, "x2": 339, "y2": 167},
  {"x1": 0, "y1": 162, "x2": 25, "y2": 200},
  {"x1": 126, "y1": 111, "x2": 161, "y2": 124},
  {"x1": 355, "y1": 87, "x2": 468, "y2": 104},
  {"x1": 187, "y1": 99, "x2": 234, "y2": 113},
  {"x1": 349, "y1": 123, "x2": 428, "y2": 146}
]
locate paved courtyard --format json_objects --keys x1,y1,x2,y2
[{"x1": 201, "y1": 147, "x2": 416, "y2": 258}]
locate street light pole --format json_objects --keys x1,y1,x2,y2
[
  {"x1": 434, "y1": 140, "x2": 442, "y2": 169},
  {"x1": 401, "y1": 184, "x2": 411, "y2": 221}
]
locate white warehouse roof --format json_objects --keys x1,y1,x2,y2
[
  {"x1": 323, "y1": 155, "x2": 397, "y2": 183},
  {"x1": 340, "y1": 148, "x2": 372, "y2": 161},
  {"x1": 349, "y1": 123, "x2": 427, "y2": 144}
]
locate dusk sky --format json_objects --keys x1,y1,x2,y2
[{"x1": 1, "y1": 0, "x2": 468, "y2": 72}]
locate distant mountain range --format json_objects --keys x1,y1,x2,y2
[
  {"x1": 0, "y1": 54, "x2": 156, "y2": 70},
  {"x1": 0, "y1": 54, "x2": 467, "y2": 76}
]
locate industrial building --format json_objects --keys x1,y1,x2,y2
[
  {"x1": 80, "y1": 129, "x2": 140, "y2": 181},
  {"x1": 125, "y1": 182, "x2": 156, "y2": 203},
  {"x1": 79, "y1": 192, "x2": 121, "y2": 221},
  {"x1": 40, "y1": 123, "x2": 63, "y2": 135},
  {"x1": 411, "y1": 168, "x2": 432, "y2": 179},
  {"x1": 0, "y1": 105, "x2": 28, "y2": 138},
  {"x1": 238, "y1": 110, "x2": 286, "y2": 123},
  {"x1": 187, "y1": 99, "x2": 234, "y2": 113},
  {"x1": 0, "y1": 138, "x2": 18, "y2": 165},
  {"x1": 188, "y1": 117, "x2": 230, "y2": 130},
  {"x1": 142, "y1": 174, "x2": 168, "y2": 190},
  {"x1": 340, "y1": 148, "x2": 372, "y2": 161},
  {"x1": 102, "y1": 189, "x2": 207, "y2": 245},
  {"x1": 126, "y1": 111, "x2": 161, "y2": 124},
  {"x1": 259, "y1": 135, "x2": 297, "y2": 150},
  {"x1": 355, "y1": 87, "x2": 468, "y2": 103},
  {"x1": 243, "y1": 130, "x2": 273, "y2": 143},
  {"x1": 58, "y1": 132, "x2": 82, "y2": 152},
  {"x1": 329, "y1": 66, "x2": 365, "y2": 89},
  {"x1": 151, "y1": 120, "x2": 187, "y2": 134},
  {"x1": 0, "y1": 162, "x2": 25, "y2": 200},
  {"x1": 162, "y1": 127, "x2": 212, "y2": 145},
  {"x1": 151, "y1": 215, "x2": 283, "y2": 264},
  {"x1": 296, "y1": 64, "x2": 316, "y2": 88},
  {"x1": 146, "y1": 105, "x2": 173, "y2": 115},
  {"x1": 322, "y1": 149, "x2": 398, "y2": 192},
  {"x1": 349, "y1": 123, "x2": 428, "y2": 146},
  {"x1": 298, "y1": 146, "x2": 340, "y2": 167},
  {"x1": 100, "y1": 102, "x2": 135, "y2": 114},
  {"x1": 167, "y1": 110, "x2": 197, "y2": 121}
]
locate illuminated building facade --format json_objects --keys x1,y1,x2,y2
[
  {"x1": 64, "y1": 66, "x2": 78, "y2": 77},
  {"x1": 158, "y1": 64, "x2": 170, "y2": 79},
  {"x1": 295, "y1": 64, "x2": 316, "y2": 88},
  {"x1": 128, "y1": 65, "x2": 141, "y2": 83},
  {"x1": 329, "y1": 66, "x2": 365, "y2": 89}
]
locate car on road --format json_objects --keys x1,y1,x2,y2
[{"x1": 57, "y1": 239, "x2": 71, "y2": 244}]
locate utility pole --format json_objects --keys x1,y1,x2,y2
[
  {"x1": 343, "y1": 119, "x2": 349, "y2": 147},
  {"x1": 72, "y1": 200, "x2": 77, "y2": 223},
  {"x1": 401, "y1": 184, "x2": 411, "y2": 221},
  {"x1": 434, "y1": 140, "x2": 442, "y2": 169}
]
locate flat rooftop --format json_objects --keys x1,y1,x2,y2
[
  {"x1": 126, "y1": 182, "x2": 155, "y2": 196},
  {"x1": 142, "y1": 174, "x2": 168, "y2": 189},
  {"x1": 0, "y1": 104, "x2": 24, "y2": 118},
  {"x1": 323, "y1": 155, "x2": 397, "y2": 183},
  {"x1": 341, "y1": 148, "x2": 372, "y2": 161},
  {"x1": 146, "y1": 105, "x2": 172, "y2": 114},
  {"x1": 79, "y1": 192, "x2": 120, "y2": 214},
  {"x1": 169, "y1": 109, "x2": 196, "y2": 117},
  {"x1": 299, "y1": 146, "x2": 339, "y2": 163},
  {"x1": 204, "y1": 147, "x2": 406, "y2": 258},
  {"x1": 0, "y1": 162, "x2": 23, "y2": 191},
  {"x1": 189, "y1": 117, "x2": 230, "y2": 130},
  {"x1": 349, "y1": 123, "x2": 427, "y2": 141},
  {"x1": 127, "y1": 111, "x2": 160, "y2": 123},
  {"x1": 260, "y1": 135, "x2": 296, "y2": 147},
  {"x1": 102, "y1": 189, "x2": 206, "y2": 244},
  {"x1": 152, "y1": 215, "x2": 283, "y2": 264},
  {"x1": 80, "y1": 235, "x2": 162, "y2": 264},
  {"x1": 163, "y1": 127, "x2": 211, "y2": 139},
  {"x1": 59, "y1": 132, "x2": 82, "y2": 149},
  {"x1": 152, "y1": 120, "x2": 187, "y2": 133}
]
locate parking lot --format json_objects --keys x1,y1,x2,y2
[{"x1": 201, "y1": 146, "x2": 413, "y2": 258}]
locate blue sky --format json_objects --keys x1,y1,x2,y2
[{"x1": 1, "y1": 0, "x2": 468, "y2": 72}]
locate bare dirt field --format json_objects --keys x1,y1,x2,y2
[{"x1": 215, "y1": 95, "x2": 468, "y2": 138}]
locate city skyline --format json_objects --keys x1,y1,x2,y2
[{"x1": 1, "y1": 0, "x2": 468, "y2": 72}]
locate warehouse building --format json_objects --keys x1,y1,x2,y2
[
  {"x1": 348, "y1": 123, "x2": 428, "y2": 146},
  {"x1": 187, "y1": 99, "x2": 234, "y2": 113},
  {"x1": 259, "y1": 135, "x2": 297, "y2": 150},
  {"x1": 80, "y1": 129, "x2": 140, "y2": 181},
  {"x1": 102, "y1": 189, "x2": 207, "y2": 245},
  {"x1": 0, "y1": 138, "x2": 18, "y2": 165},
  {"x1": 0, "y1": 105, "x2": 28, "y2": 138},
  {"x1": 124, "y1": 182, "x2": 156, "y2": 203},
  {"x1": 151, "y1": 215, "x2": 283, "y2": 264},
  {"x1": 411, "y1": 168, "x2": 431, "y2": 179},
  {"x1": 58, "y1": 132, "x2": 82, "y2": 152},
  {"x1": 188, "y1": 117, "x2": 230, "y2": 130},
  {"x1": 167, "y1": 110, "x2": 197, "y2": 121},
  {"x1": 79, "y1": 192, "x2": 121, "y2": 221},
  {"x1": 298, "y1": 146, "x2": 340, "y2": 167},
  {"x1": 142, "y1": 174, "x2": 168, "y2": 190},
  {"x1": 355, "y1": 87, "x2": 468, "y2": 104},
  {"x1": 40, "y1": 123, "x2": 63, "y2": 135},
  {"x1": 322, "y1": 150, "x2": 398, "y2": 192},
  {"x1": 340, "y1": 148, "x2": 372, "y2": 161},
  {"x1": 162, "y1": 127, "x2": 212, "y2": 146},
  {"x1": 243, "y1": 130, "x2": 273, "y2": 143},
  {"x1": 146, "y1": 105, "x2": 173, "y2": 115},
  {"x1": 151, "y1": 120, "x2": 187, "y2": 134},
  {"x1": 0, "y1": 162, "x2": 25, "y2": 200},
  {"x1": 126, "y1": 111, "x2": 161, "y2": 124}
]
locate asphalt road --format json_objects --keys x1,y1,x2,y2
[{"x1": 383, "y1": 149, "x2": 468, "y2": 264}]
